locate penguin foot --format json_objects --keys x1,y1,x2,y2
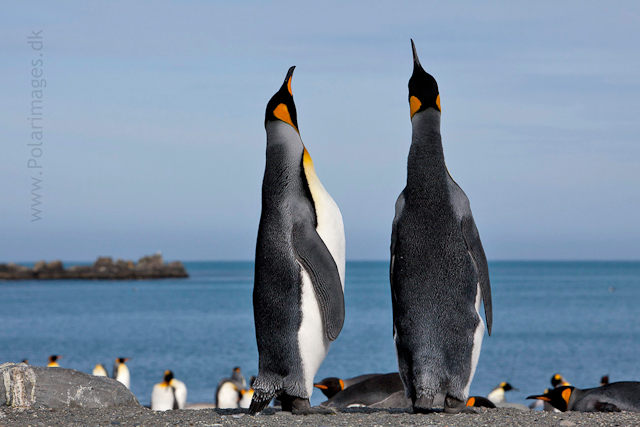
[
  {"x1": 443, "y1": 396, "x2": 468, "y2": 414},
  {"x1": 279, "y1": 394, "x2": 310, "y2": 413},
  {"x1": 412, "y1": 395, "x2": 435, "y2": 414}
]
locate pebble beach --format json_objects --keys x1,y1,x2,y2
[{"x1": 2, "y1": 406, "x2": 639, "y2": 427}]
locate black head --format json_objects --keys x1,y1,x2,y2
[
  {"x1": 600, "y1": 375, "x2": 609, "y2": 386},
  {"x1": 163, "y1": 370, "x2": 174, "y2": 383},
  {"x1": 116, "y1": 357, "x2": 129, "y2": 364},
  {"x1": 408, "y1": 39, "x2": 440, "y2": 118},
  {"x1": 500, "y1": 381, "x2": 518, "y2": 392},
  {"x1": 313, "y1": 377, "x2": 344, "y2": 398},
  {"x1": 466, "y1": 396, "x2": 496, "y2": 408},
  {"x1": 49, "y1": 355, "x2": 61, "y2": 362},
  {"x1": 551, "y1": 373, "x2": 570, "y2": 388},
  {"x1": 265, "y1": 66, "x2": 299, "y2": 132},
  {"x1": 527, "y1": 386, "x2": 574, "y2": 412}
]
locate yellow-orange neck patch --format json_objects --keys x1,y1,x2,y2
[
  {"x1": 339, "y1": 379, "x2": 345, "y2": 390},
  {"x1": 273, "y1": 103, "x2": 298, "y2": 132},
  {"x1": 436, "y1": 94, "x2": 441, "y2": 111},
  {"x1": 409, "y1": 96, "x2": 422, "y2": 118}
]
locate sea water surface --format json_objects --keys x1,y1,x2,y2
[{"x1": 2, "y1": 261, "x2": 639, "y2": 407}]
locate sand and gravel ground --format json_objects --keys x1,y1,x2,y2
[{"x1": 2, "y1": 406, "x2": 639, "y2": 427}]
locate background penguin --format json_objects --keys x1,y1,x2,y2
[
  {"x1": 151, "y1": 370, "x2": 187, "y2": 411},
  {"x1": 466, "y1": 396, "x2": 496, "y2": 409},
  {"x1": 230, "y1": 366, "x2": 246, "y2": 389},
  {"x1": 319, "y1": 373, "x2": 407, "y2": 409},
  {"x1": 551, "y1": 373, "x2": 571, "y2": 388},
  {"x1": 47, "y1": 355, "x2": 62, "y2": 367},
  {"x1": 529, "y1": 388, "x2": 559, "y2": 412},
  {"x1": 216, "y1": 378, "x2": 241, "y2": 409},
  {"x1": 600, "y1": 375, "x2": 609, "y2": 386},
  {"x1": 92, "y1": 363, "x2": 108, "y2": 377},
  {"x1": 487, "y1": 382, "x2": 518, "y2": 404},
  {"x1": 239, "y1": 376, "x2": 256, "y2": 409},
  {"x1": 314, "y1": 373, "x2": 382, "y2": 398},
  {"x1": 21, "y1": 359, "x2": 29, "y2": 365},
  {"x1": 113, "y1": 357, "x2": 130, "y2": 389},
  {"x1": 527, "y1": 382, "x2": 640, "y2": 412},
  {"x1": 389, "y1": 39, "x2": 492, "y2": 415},
  {"x1": 250, "y1": 66, "x2": 346, "y2": 415}
]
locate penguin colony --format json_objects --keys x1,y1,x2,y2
[{"x1": 18, "y1": 41, "x2": 640, "y2": 415}]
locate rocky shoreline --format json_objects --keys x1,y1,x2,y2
[
  {"x1": 1, "y1": 364, "x2": 639, "y2": 427},
  {"x1": 0, "y1": 253, "x2": 188, "y2": 280},
  {"x1": 2, "y1": 405, "x2": 640, "y2": 427}
]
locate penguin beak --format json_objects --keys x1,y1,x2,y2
[
  {"x1": 411, "y1": 39, "x2": 421, "y2": 69},
  {"x1": 526, "y1": 394, "x2": 551, "y2": 402},
  {"x1": 314, "y1": 384, "x2": 328, "y2": 390},
  {"x1": 284, "y1": 66, "x2": 295, "y2": 96}
]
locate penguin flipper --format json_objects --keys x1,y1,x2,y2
[
  {"x1": 461, "y1": 216, "x2": 492, "y2": 335},
  {"x1": 292, "y1": 220, "x2": 345, "y2": 341},
  {"x1": 593, "y1": 401, "x2": 621, "y2": 412}
]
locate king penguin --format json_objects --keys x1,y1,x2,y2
[
  {"x1": 389, "y1": 40, "x2": 493, "y2": 414},
  {"x1": 314, "y1": 373, "x2": 382, "y2": 398},
  {"x1": 527, "y1": 382, "x2": 640, "y2": 412},
  {"x1": 151, "y1": 370, "x2": 187, "y2": 411},
  {"x1": 113, "y1": 357, "x2": 131, "y2": 389},
  {"x1": 487, "y1": 381, "x2": 518, "y2": 404},
  {"x1": 93, "y1": 363, "x2": 108, "y2": 377},
  {"x1": 250, "y1": 66, "x2": 346, "y2": 415},
  {"x1": 47, "y1": 355, "x2": 62, "y2": 367}
]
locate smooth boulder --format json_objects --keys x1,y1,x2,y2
[{"x1": 0, "y1": 362, "x2": 140, "y2": 409}]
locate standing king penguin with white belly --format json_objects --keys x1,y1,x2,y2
[
  {"x1": 390, "y1": 41, "x2": 493, "y2": 414},
  {"x1": 250, "y1": 67, "x2": 346, "y2": 415}
]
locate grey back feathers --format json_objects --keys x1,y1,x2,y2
[{"x1": 390, "y1": 40, "x2": 491, "y2": 412}]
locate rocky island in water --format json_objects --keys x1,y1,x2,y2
[{"x1": 0, "y1": 253, "x2": 188, "y2": 280}]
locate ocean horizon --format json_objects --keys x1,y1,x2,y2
[{"x1": 3, "y1": 260, "x2": 639, "y2": 407}]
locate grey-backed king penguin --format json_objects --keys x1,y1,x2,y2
[
  {"x1": 390, "y1": 40, "x2": 493, "y2": 414},
  {"x1": 151, "y1": 370, "x2": 187, "y2": 411},
  {"x1": 250, "y1": 66, "x2": 346, "y2": 415},
  {"x1": 527, "y1": 383, "x2": 640, "y2": 412}
]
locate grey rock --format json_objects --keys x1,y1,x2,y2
[{"x1": 0, "y1": 363, "x2": 140, "y2": 409}]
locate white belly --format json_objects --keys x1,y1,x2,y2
[
  {"x1": 464, "y1": 283, "x2": 485, "y2": 398},
  {"x1": 151, "y1": 384, "x2": 175, "y2": 411},
  {"x1": 297, "y1": 268, "x2": 331, "y2": 397},
  {"x1": 116, "y1": 365, "x2": 130, "y2": 389},
  {"x1": 171, "y1": 379, "x2": 187, "y2": 409},
  {"x1": 217, "y1": 382, "x2": 239, "y2": 409}
]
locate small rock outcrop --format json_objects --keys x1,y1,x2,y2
[
  {"x1": 0, "y1": 363, "x2": 140, "y2": 409},
  {"x1": 0, "y1": 253, "x2": 188, "y2": 280}
]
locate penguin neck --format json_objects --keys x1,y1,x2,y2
[
  {"x1": 406, "y1": 109, "x2": 447, "y2": 191},
  {"x1": 264, "y1": 121, "x2": 304, "y2": 173}
]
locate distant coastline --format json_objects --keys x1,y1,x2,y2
[{"x1": 0, "y1": 253, "x2": 188, "y2": 280}]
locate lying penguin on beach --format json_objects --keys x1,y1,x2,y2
[
  {"x1": 528, "y1": 382, "x2": 640, "y2": 412},
  {"x1": 314, "y1": 374, "x2": 382, "y2": 399},
  {"x1": 318, "y1": 372, "x2": 496, "y2": 410}
]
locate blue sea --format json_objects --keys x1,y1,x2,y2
[{"x1": 2, "y1": 261, "x2": 639, "y2": 407}]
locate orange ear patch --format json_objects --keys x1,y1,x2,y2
[
  {"x1": 466, "y1": 397, "x2": 476, "y2": 407},
  {"x1": 436, "y1": 94, "x2": 441, "y2": 111},
  {"x1": 409, "y1": 96, "x2": 422, "y2": 118},
  {"x1": 562, "y1": 388, "x2": 572, "y2": 406},
  {"x1": 273, "y1": 103, "x2": 298, "y2": 131}
]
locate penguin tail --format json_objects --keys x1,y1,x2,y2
[{"x1": 248, "y1": 390, "x2": 274, "y2": 415}]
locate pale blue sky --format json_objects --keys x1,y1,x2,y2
[{"x1": 2, "y1": 1, "x2": 640, "y2": 261}]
